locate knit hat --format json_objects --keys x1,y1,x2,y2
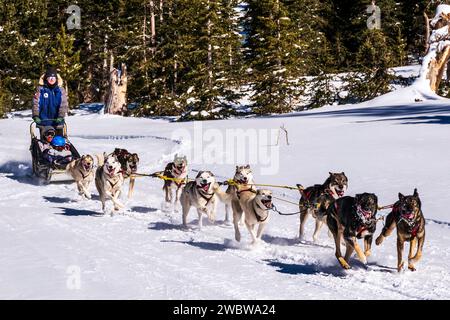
[{"x1": 44, "y1": 67, "x2": 58, "y2": 88}]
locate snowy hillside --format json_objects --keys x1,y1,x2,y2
[{"x1": 1, "y1": 85, "x2": 450, "y2": 299}]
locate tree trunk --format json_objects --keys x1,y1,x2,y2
[
  {"x1": 420, "y1": 5, "x2": 450, "y2": 92},
  {"x1": 150, "y1": 0, "x2": 156, "y2": 57},
  {"x1": 105, "y1": 57, "x2": 128, "y2": 115},
  {"x1": 424, "y1": 12, "x2": 430, "y2": 54},
  {"x1": 207, "y1": 0, "x2": 212, "y2": 89},
  {"x1": 143, "y1": 3, "x2": 149, "y2": 90}
]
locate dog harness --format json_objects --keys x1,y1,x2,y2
[
  {"x1": 77, "y1": 168, "x2": 91, "y2": 180},
  {"x1": 350, "y1": 203, "x2": 376, "y2": 238},
  {"x1": 236, "y1": 187, "x2": 256, "y2": 200},
  {"x1": 107, "y1": 178, "x2": 120, "y2": 189},
  {"x1": 167, "y1": 163, "x2": 187, "y2": 188},
  {"x1": 393, "y1": 204, "x2": 421, "y2": 237},
  {"x1": 196, "y1": 186, "x2": 214, "y2": 205}
]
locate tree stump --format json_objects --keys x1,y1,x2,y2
[
  {"x1": 420, "y1": 5, "x2": 450, "y2": 93},
  {"x1": 105, "y1": 61, "x2": 128, "y2": 115}
]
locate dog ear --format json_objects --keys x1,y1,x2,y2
[
  {"x1": 413, "y1": 188, "x2": 419, "y2": 197},
  {"x1": 236, "y1": 165, "x2": 239, "y2": 171},
  {"x1": 245, "y1": 164, "x2": 250, "y2": 169},
  {"x1": 398, "y1": 193, "x2": 405, "y2": 201},
  {"x1": 196, "y1": 171, "x2": 203, "y2": 178},
  {"x1": 329, "y1": 172, "x2": 333, "y2": 176},
  {"x1": 373, "y1": 194, "x2": 378, "y2": 214},
  {"x1": 208, "y1": 171, "x2": 215, "y2": 177},
  {"x1": 354, "y1": 193, "x2": 361, "y2": 202}
]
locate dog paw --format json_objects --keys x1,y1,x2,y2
[
  {"x1": 375, "y1": 236, "x2": 384, "y2": 246},
  {"x1": 338, "y1": 257, "x2": 351, "y2": 270},
  {"x1": 364, "y1": 250, "x2": 371, "y2": 258},
  {"x1": 397, "y1": 262, "x2": 404, "y2": 272},
  {"x1": 408, "y1": 264, "x2": 416, "y2": 272},
  {"x1": 181, "y1": 224, "x2": 190, "y2": 231}
]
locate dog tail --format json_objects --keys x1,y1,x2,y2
[{"x1": 95, "y1": 152, "x2": 106, "y2": 167}]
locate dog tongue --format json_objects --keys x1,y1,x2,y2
[
  {"x1": 403, "y1": 212, "x2": 414, "y2": 219},
  {"x1": 202, "y1": 184, "x2": 209, "y2": 192}
]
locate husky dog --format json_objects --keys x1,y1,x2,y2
[
  {"x1": 161, "y1": 154, "x2": 188, "y2": 211},
  {"x1": 233, "y1": 188, "x2": 272, "y2": 244},
  {"x1": 66, "y1": 155, "x2": 95, "y2": 199},
  {"x1": 181, "y1": 171, "x2": 220, "y2": 230},
  {"x1": 112, "y1": 148, "x2": 140, "y2": 199},
  {"x1": 375, "y1": 189, "x2": 425, "y2": 272},
  {"x1": 95, "y1": 153, "x2": 124, "y2": 213},
  {"x1": 327, "y1": 193, "x2": 378, "y2": 269},
  {"x1": 222, "y1": 165, "x2": 256, "y2": 223},
  {"x1": 297, "y1": 172, "x2": 348, "y2": 241}
]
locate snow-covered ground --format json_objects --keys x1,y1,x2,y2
[{"x1": 1, "y1": 82, "x2": 450, "y2": 299}]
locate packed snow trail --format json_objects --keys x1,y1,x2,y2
[{"x1": 1, "y1": 98, "x2": 450, "y2": 299}]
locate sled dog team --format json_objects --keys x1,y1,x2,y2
[{"x1": 65, "y1": 152, "x2": 425, "y2": 272}]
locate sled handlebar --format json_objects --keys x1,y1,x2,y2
[{"x1": 30, "y1": 121, "x2": 68, "y2": 139}]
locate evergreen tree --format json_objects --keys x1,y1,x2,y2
[
  {"x1": 346, "y1": 29, "x2": 397, "y2": 102},
  {"x1": 244, "y1": 0, "x2": 301, "y2": 114},
  {"x1": 49, "y1": 25, "x2": 82, "y2": 107}
]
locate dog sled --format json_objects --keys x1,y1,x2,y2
[{"x1": 29, "y1": 122, "x2": 81, "y2": 182}]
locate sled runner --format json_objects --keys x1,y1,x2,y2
[{"x1": 29, "y1": 122, "x2": 81, "y2": 182}]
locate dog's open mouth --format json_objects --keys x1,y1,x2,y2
[
  {"x1": 107, "y1": 166, "x2": 116, "y2": 175},
  {"x1": 83, "y1": 163, "x2": 92, "y2": 171},
  {"x1": 199, "y1": 182, "x2": 211, "y2": 192},
  {"x1": 129, "y1": 164, "x2": 138, "y2": 172},
  {"x1": 336, "y1": 189, "x2": 345, "y2": 197},
  {"x1": 261, "y1": 199, "x2": 272, "y2": 209},
  {"x1": 357, "y1": 206, "x2": 373, "y2": 219},
  {"x1": 402, "y1": 211, "x2": 415, "y2": 220}
]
